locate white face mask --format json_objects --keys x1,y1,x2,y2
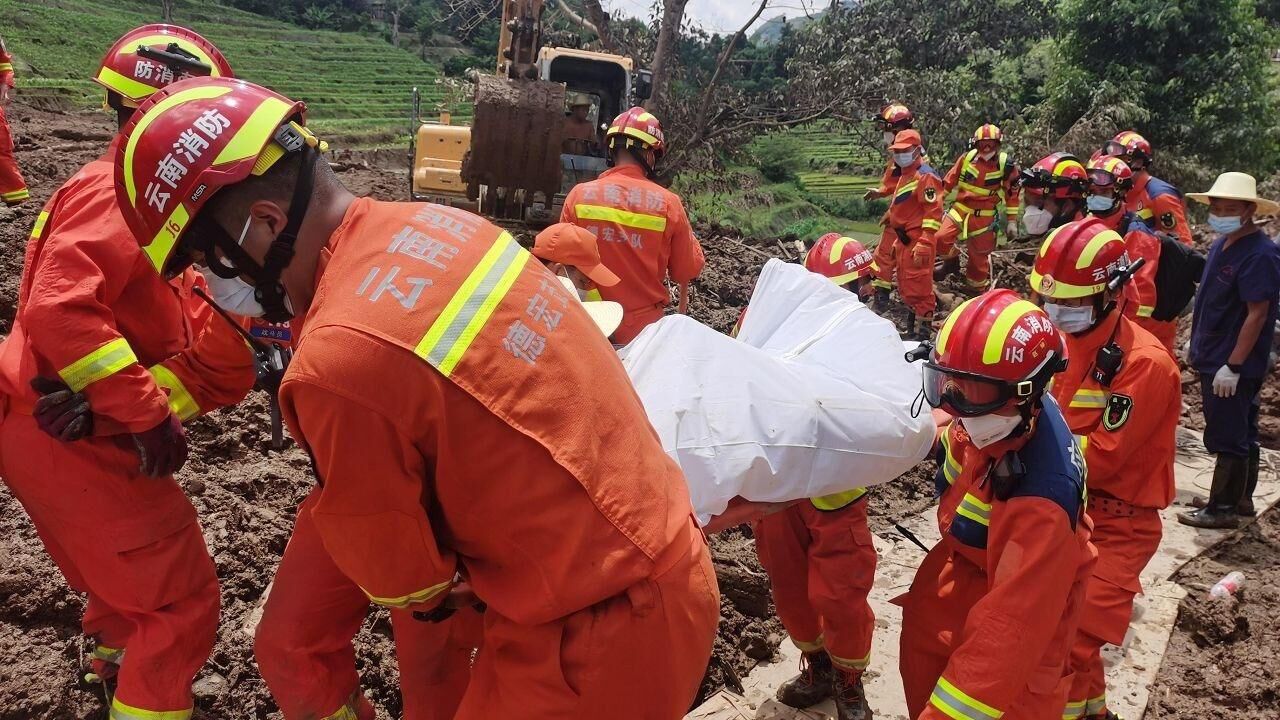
[
  {"x1": 1022, "y1": 206, "x2": 1052, "y2": 236},
  {"x1": 883, "y1": 131, "x2": 896, "y2": 147},
  {"x1": 198, "y1": 216, "x2": 293, "y2": 318},
  {"x1": 979, "y1": 150, "x2": 997, "y2": 161},
  {"x1": 893, "y1": 151, "x2": 916, "y2": 168},
  {"x1": 1043, "y1": 302, "x2": 1095, "y2": 334},
  {"x1": 559, "y1": 270, "x2": 589, "y2": 301},
  {"x1": 960, "y1": 413, "x2": 1023, "y2": 449}
]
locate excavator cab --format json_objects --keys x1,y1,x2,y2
[{"x1": 410, "y1": 7, "x2": 651, "y2": 230}]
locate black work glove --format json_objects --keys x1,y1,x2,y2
[
  {"x1": 412, "y1": 582, "x2": 487, "y2": 623},
  {"x1": 30, "y1": 377, "x2": 93, "y2": 442},
  {"x1": 132, "y1": 413, "x2": 189, "y2": 478},
  {"x1": 895, "y1": 227, "x2": 913, "y2": 246}
]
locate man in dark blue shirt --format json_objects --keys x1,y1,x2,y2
[{"x1": 1180, "y1": 173, "x2": 1280, "y2": 529}]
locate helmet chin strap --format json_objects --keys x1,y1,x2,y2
[{"x1": 204, "y1": 145, "x2": 315, "y2": 323}]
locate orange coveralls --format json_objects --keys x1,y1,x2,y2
[
  {"x1": 275, "y1": 198, "x2": 719, "y2": 719},
  {"x1": 898, "y1": 400, "x2": 1096, "y2": 720},
  {"x1": 0, "y1": 139, "x2": 256, "y2": 718},
  {"x1": 887, "y1": 160, "x2": 944, "y2": 317},
  {"x1": 754, "y1": 492, "x2": 877, "y2": 676},
  {"x1": 1126, "y1": 172, "x2": 1191, "y2": 246},
  {"x1": 936, "y1": 150, "x2": 1020, "y2": 287},
  {"x1": 561, "y1": 164, "x2": 705, "y2": 344},
  {"x1": 0, "y1": 40, "x2": 29, "y2": 205},
  {"x1": 1096, "y1": 210, "x2": 1177, "y2": 352},
  {"x1": 871, "y1": 159, "x2": 901, "y2": 291},
  {"x1": 1050, "y1": 314, "x2": 1178, "y2": 719}
]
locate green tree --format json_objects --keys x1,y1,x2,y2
[{"x1": 1050, "y1": 0, "x2": 1280, "y2": 176}]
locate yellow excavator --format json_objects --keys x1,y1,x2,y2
[{"x1": 410, "y1": 0, "x2": 652, "y2": 228}]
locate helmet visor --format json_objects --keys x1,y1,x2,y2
[
  {"x1": 1087, "y1": 168, "x2": 1117, "y2": 188},
  {"x1": 1101, "y1": 140, "x2": 1127, "y2": 158},
  {"x1": 922, "y1": 363, "x2": 1015, "y2": 417}
]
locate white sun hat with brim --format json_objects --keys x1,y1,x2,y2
[
  {"x1": 1186, "y1": 171, "x2": 1280, "y2": 215},
  {"x1": 559, "y1": 276, "x2": 624, "y2": 338}
]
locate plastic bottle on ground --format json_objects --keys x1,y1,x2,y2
[{"x1": 1209, "y1": 571, "x2": 1245, "y2": 598}]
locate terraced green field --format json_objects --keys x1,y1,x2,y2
[
  {"x1": 796, "y1": 172, "x2": 880, "y2": 198},
  {"x1": 1, "y1": 0, "x2": 465, "y2": 145}
]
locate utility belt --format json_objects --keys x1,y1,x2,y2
[
  {"x1": 949, "y1": 202, "x2": 998, "y2": 218},
  {"x1": 1087, "y1": 493, "x2": 1138, "y2": 518}
]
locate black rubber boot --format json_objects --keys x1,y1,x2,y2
[
  {"x1": 1239, "y1": 444, "x2": 1260, "y2": 516},
  {"x1": 775, "y1": 651, "x2": 835, "y2": 709},
  {"x1": 916, "y1": 313, "x2": 934, "y2": 342},
  {"x1": 1178, "y1": 454, "x2": 1246, "y2": 529},
  {"x1": 832, "y1": 668, "x2": 872, "y2": 720},
  {"x1": 903, "y1": 313, "x2": 918, "y2": 341},
  {"x1": 933, "y1": 254, "x2": 961, "y2": 281}
]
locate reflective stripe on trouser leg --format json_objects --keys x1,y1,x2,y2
[
  {"x1": 929, "y1": 676, "x2": 1003, "y2": 719},
  {"x1": 109, "y1": 698, "x2": 192, "y2": 720}
]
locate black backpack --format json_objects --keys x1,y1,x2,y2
[{"x1": 1152, "y1": 233, "x2": 1206, "y2": 321}]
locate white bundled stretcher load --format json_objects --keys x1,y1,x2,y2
[{"x1": 620, "y1": 259, "x2": 934, "y2": 523}]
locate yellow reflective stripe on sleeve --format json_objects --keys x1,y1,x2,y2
[
  {"x1": 149, "y1": 364, "x2": 200, "y2": 421},
  {"x1": 829, "y1": 649, "x2": 871, "y2": 672},
  {"x1": 1, "y1": 188, "x2": 29, "y2": 202},
  {"x1": 30, "y1": 210, "x2": 49, "y2": 239},
  {"x1": 895, "y1": 180, "x2": 919, "y2": 200},
  {"x1": 810, "y1": 487, "x2": 867, "y2": 510},
  {"x1": 1085, "y1": 695, "x2": 1107, "y2": 716},
  {"x1": 1069, "y1": 389, "x2": 1109, "y2": 409},
  {"x1": 1136, "y1": 305, "x2": 1155, "y2": 318},
  {"x1": 362, "y1": 579, "x2": 453, "y2": 609},
  {"x1": 0, "y1": 63, "x2": 12, "y2": 72},
  {"x1": 109, "y1": 697, "x2": 192, "y2": 720},
  {"x1": 415, "y1": 232, "x2": 528, "y2": 376},
  {"x1": 585, "y1": 288, "x2": 603, "y2": 302},
  {"x1": 922, "y1": 219, "x2": 942, "y2": 231},
  {"x1": 930, "y1": 677, "x2": 1003, "y2": 719},
  {"x1": 59, "y1": 338, "x2": 138, "y2": 392},
  {"x1": 955, "y1": 493, "x2": 992, "y2": 526},
  {"x1": 981, "y1": 299, "x2": 1041, "y2": 365},
  {"x1": 574, "y1": 204, "x2": 668, "y2": 232},
  {"x1": 91, "y1": 644, "x2": 124, "y2": 663},
  {"x1": 872, "y1": 278, "x2": 893, "y2": 290}
]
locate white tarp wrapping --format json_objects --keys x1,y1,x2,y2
[{"x1": 620, "y1": 259, "x2": 935, "y2": 524}]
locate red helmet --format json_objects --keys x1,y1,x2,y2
[
  {"x1": 115, "y1": 77, "x2": 316, "y2": 277},
  {"x1": 1102, "y1": 130, "x2": 1152, "y2": 166},
  {"x1": 1029, "y1": 218, "x2": 1129, "y2": 300},
  {"x1": 94, "y1": 25, "x2": 233, "y2": 107},
  {"x1": 876, "y1": 103, "x2": 914, "y2": 132},
  {"x1": 972, "y1": 123, "x2": 1002, "y2": 144},
  {"x1": 925, "y1": 289, "x2": 1065, "y2": 416},
  {"x1": 606, "y1": 107, "x2": 666, "y2": 160},
  {"x1": 1085, "y1": 155, "x2": 1134, "y2": 196},
  {"x1": 805, "y1": 233, "x2": 874, "y2": 286},
  {"x1": 1020, "y1": 152, "x2": 1088, "y2": 200}
]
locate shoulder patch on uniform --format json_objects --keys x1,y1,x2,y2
[
  {"x1": 1103, "y1": 393, "x2": 1134, "y2": 431},
  {"x1": 924, "y1": 186, "x2": 937, "y2": 203},
  {"x1": 1160, "y1": 212, "x2": 1176, "y2": 230}
]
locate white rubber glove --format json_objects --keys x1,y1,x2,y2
[
  {"x1": 1212, "y1": 365, "x2": 1241, "y2": 398},
  {"x1": 1006, "y1": 220, "x2": 1018, "y2": 239}
]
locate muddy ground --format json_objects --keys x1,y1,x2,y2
[{"x1": 1, "y1": 102, "x2": 1277, "y2": 719}]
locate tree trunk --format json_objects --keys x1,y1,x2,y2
[
  {"x1": 647, "y1": 0, "x2": 690, "y2": 113},
  {"x1": 391, "y1": 9, "x2": 401, "y2": 46},
  {"x1": 583, "y1": 0, "x2": 614, "y2": 51},
  {"x1": 160, "y1": 0, "x2": 173, "y2": 22}
]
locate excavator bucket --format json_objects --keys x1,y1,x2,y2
[{"x1": 463, "y1": 74, "x2": 566, "y2": 202}]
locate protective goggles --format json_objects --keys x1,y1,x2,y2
[
  {"x1": 1087, "y1": 168, "x2": 1119, "y2": 188},
  {"x1": 922, "y1": 362, "x2": 1034, "y2": 417}
]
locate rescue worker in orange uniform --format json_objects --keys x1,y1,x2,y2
[
  {"x1": 114, "y1": 77, "x2": 720, "y2": 720},
  {"x1": 1083, "y1": 155, "x2": 1178, "y2": 352},
  {"x1": 934, "y1": 124, "x2": 1020, "y2": 290},
  {"x1": 1029, "y1": 219, "x2": 1179, "y2": 720},
  {"x1": 866, "y1": 103, "x2": 918, "y2": 309},
  {"x1": 899, "y1": 290, "x2": 1096, "y2": 720},
  {"x1": 753, "y1": 232, "x2": 877, "y2": 720},
  {"x1": 0, "y1": 34, "x2": 29, "y2": 205},
  {"x1": 0, "y1": 26, "x2": 256, "y2": 720},
  {"x1": 1098, "y1": 131, "x2": 1192, "y2": 245},
  {"x1": 561, "y1": 107, "x2": 705, "y2": 344},
  {"x1": 1019, "y1": 152, "x2": 1088, "y2": 238},
  {"x1": 884, "y1": 129, "x2": 944, "y2": 340}
]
